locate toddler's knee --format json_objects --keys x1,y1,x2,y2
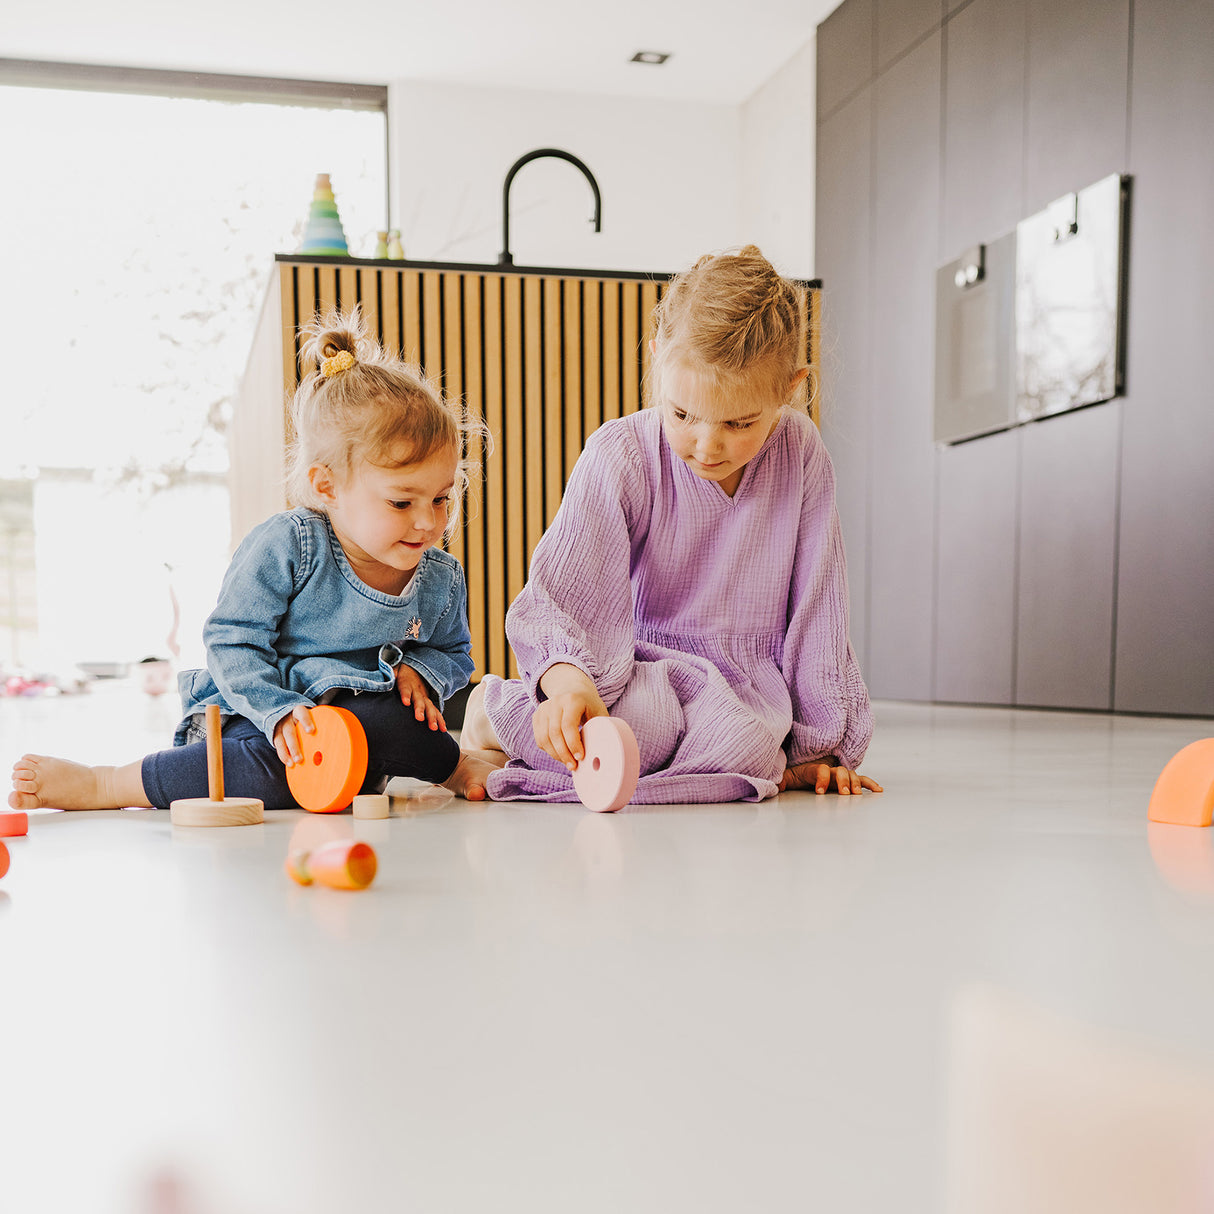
[{"x1": 460, "y1": 683, "x2": 500, "y2": 750}]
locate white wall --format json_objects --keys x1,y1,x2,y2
[
  {"x1": 388, "y1": 50, "x2": 816, "y2": 283},
  {"x1": 740, "y1": 39, "x2": 817, "y2": 279},
  {"x1": 387, "y1": 81, "x2": 747, "y2": 275}
]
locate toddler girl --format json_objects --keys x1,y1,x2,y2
[
  {"x1": 452, "y1": 246, "x2": 882, "y2": 804},
  {"x1": 10, "y1": 311, "x2": 496, "y2": 811}
]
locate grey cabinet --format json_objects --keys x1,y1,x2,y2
[
  {"x1": 816, "y1": 90, "x2": 874, "y2": 673},
  {"x1": 1015, "y1": 405, "x2": 1119, "y2": 709},
  {"x1": 876, "y1": 0, "x2": 940, "y2": 71},
  {"x1": 1115, "y1": 0, "x2": 1214, "y2": 715},
  {"x1": 817, "y1": 0, "x2": 874, "y2": 118},
  {"x1": 942, "y1": 0, "x2": 1026, "y2": 254},
  {"x1": 935, "y1": 431, "x2": 1018, "y2": 705},
  {"x1": 1024, "y1": 0, "x2": 1130, "y2": 213},
  {"x1": 818, "y1": 0, "x2": 1214, "y2": 716},
  {"x1": 868, "y1": 35, "x2": 942, "y2": 700}
]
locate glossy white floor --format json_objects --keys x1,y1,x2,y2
[{"x1": 3, "y1": 680, "x2": 1214, "y2": 1214}]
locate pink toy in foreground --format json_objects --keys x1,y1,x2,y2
[{"x1": 573, "y1": 717, "x2": 641, "y2": 812}]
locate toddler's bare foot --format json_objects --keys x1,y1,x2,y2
[
  {"x1": 9, "y1": 755, "x2": 149, "y2": 810},
  {"x1": 442, "y1": 748, "x2": 508, "y2": 801},
  {"x1": 10, "y1": 755, "x2": 110, "y2": 810}
]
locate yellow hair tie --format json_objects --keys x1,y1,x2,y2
[{"x1": 321, "y1": 350, "x2": 355, "y2": 377}]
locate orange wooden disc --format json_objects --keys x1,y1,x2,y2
[
  {"x1": 0, "y1": 840, "x2": 9, "y2": 880},
  {"x1": 286, "y1": 706, "x2": 369, "y2": 814}
]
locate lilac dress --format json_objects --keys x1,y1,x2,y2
[{"x1": 481, "y1": 406, "x2": 873, "y2": 803}]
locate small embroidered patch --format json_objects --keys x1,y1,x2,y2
[{"x1": 407, "y1": 616, "x2": 422, "y2": 640}]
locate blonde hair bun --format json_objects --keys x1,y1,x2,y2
[{"x1": 285, "y1": 307, "x2": 490, "y2": 532}]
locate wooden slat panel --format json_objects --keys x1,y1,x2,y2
[
  {"x1": 338, "y1": 265, "x2": 358, "y2": 316},
  {"x1": 402, "y1": 271, "x2": 422, "y2": 367},
  {"x1": 358, "y1": 268, "x2": 380, "y2": 346},
  {"x1": 582, "y1": 280, "x2": 601, "y2": 443},
  {"x1": 640, "y1": 280, "x2": 660, "y2": 409},
  {"x1": 807, "y1": 284, "x2": 822, "y2": 427},
  {"x1": 279, "y1": 264, "x2": 300, "y2": 434},
  {"x1": 421, "y1": 272, "x2": 443, "y2": 387},
  {"x1": 503, "y1": 277, "x2": 525, "y2": 680},
  {"x1": 443, "y1": 273, "x2": 465, "y2": 570},
  {"x1": 380, "y1": 268, "x2": 401, "y2": 359},
  {"x1": 523, "y1": 276, "x2": 544, "y2": 580},
  {"x1": 621, "y1": 281, "x2": 640, "y2": 416},
  {"x1": 564, "y1": 280, "x2": 583, "y2": 484},
  {"x1": 795, "y1": 283, "x2": 810, "y2": 415},
  {"x1": 544, "y1": 277, "x2": 564, "y2": 527},
  {"x1": 316, "y1": 265, "x2": 338, "y2": 320},
  {"x1": 602, "y1": 282, "x2": 621, "y2": 424},
  {"x1": 460, "y1": 274, "x2": 487, "y2": 681},
  {"x1": 482, "y1": 276, "x2": 508, "y2": 681}
]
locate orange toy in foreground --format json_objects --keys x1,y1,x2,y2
[{"x1": 1148, "y1": 738, "x2": 1214, "y2": 828}]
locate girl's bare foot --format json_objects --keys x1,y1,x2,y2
[
  {"x1": 442, "y1": 748, "x2": 508, "y2": 802},
  {"x1": 9, "y1": 755, "x2": 151, "y2": 811}
]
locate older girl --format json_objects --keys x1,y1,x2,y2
[{"x1": 453, "y1": 246, "x2": 881, "y2": 804}]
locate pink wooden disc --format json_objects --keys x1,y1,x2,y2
[{"x1": 573, "y1": 717, "x2": 640, "y2": 813}]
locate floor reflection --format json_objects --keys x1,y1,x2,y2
[{"x1": 947, "y1": 985, "x2": 1214, "y2": 1213}]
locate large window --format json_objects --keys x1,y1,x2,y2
[{"x1": 0, "y1": 65, "x2": 386, "y2": 678}]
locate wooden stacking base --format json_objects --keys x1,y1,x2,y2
[{"x1": 170, "y1": 796, "x2": 264, "y2": 828}]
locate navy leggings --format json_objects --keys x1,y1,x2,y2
[{"x1": 142, "y1": 688, "x2": 461, "y2": 810}]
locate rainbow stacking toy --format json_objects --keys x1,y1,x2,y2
[{"x1": 298, "y1": 173, "x2": 350, "y2": 256}]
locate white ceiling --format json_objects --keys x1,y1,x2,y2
[{"x1": 5, "y1": 0, "x2": 840, "y2": 105}]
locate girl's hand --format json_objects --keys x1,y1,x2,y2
[
  {"x1": 779, "y1": 758, "x2": 883, "y2": 796},
  {"x1": 532, "y1": 692, "x2": 610, "y2": 771},
  {"x1": 273, "y1": 705, "x2": 316, "y2": 768},
  {"x1": 396, "y1": 664, "x2": 447, "y2": 732},
  {"x1": 533, "y1": 664, "x2": 609, "y2": 772}
]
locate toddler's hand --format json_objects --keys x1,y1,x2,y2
[
  {"x1": 273, "y1": 705, "x2": 316, "y2": 769},
  {"x1": 396, "y1": 664, "x2": 447, "y2": 732},
  {"x1": 532, "y1": 691, "x2": 609, "y2": 773},
  {"x1": 779, "y1": 759, "x2": 883, "y2": 796}
]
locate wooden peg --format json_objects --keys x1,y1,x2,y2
[{"x1": 170, "y1": 704, "x2": 265, "y2": 827}]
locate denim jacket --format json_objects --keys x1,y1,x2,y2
[{"x1": 175, "y1": 508, "x2": 475, "y2": 746}]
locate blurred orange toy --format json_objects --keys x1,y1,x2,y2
[
  {"x1": 286, "y1": 706, "x2": 369, "y2": 813},
  {"x1": 0, "y1": 840, "x2": 9, "y2": 880},
  {"x1": 1148, "y1": 738, "x2": 1214, "y2": 828},
  {"x1": 285, "y1": 839, "x2": 377, "y2": 890}
]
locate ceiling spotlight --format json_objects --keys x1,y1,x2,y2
[{"x1": 630, "y1": 51, "x2": 671, "y2": 65}]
